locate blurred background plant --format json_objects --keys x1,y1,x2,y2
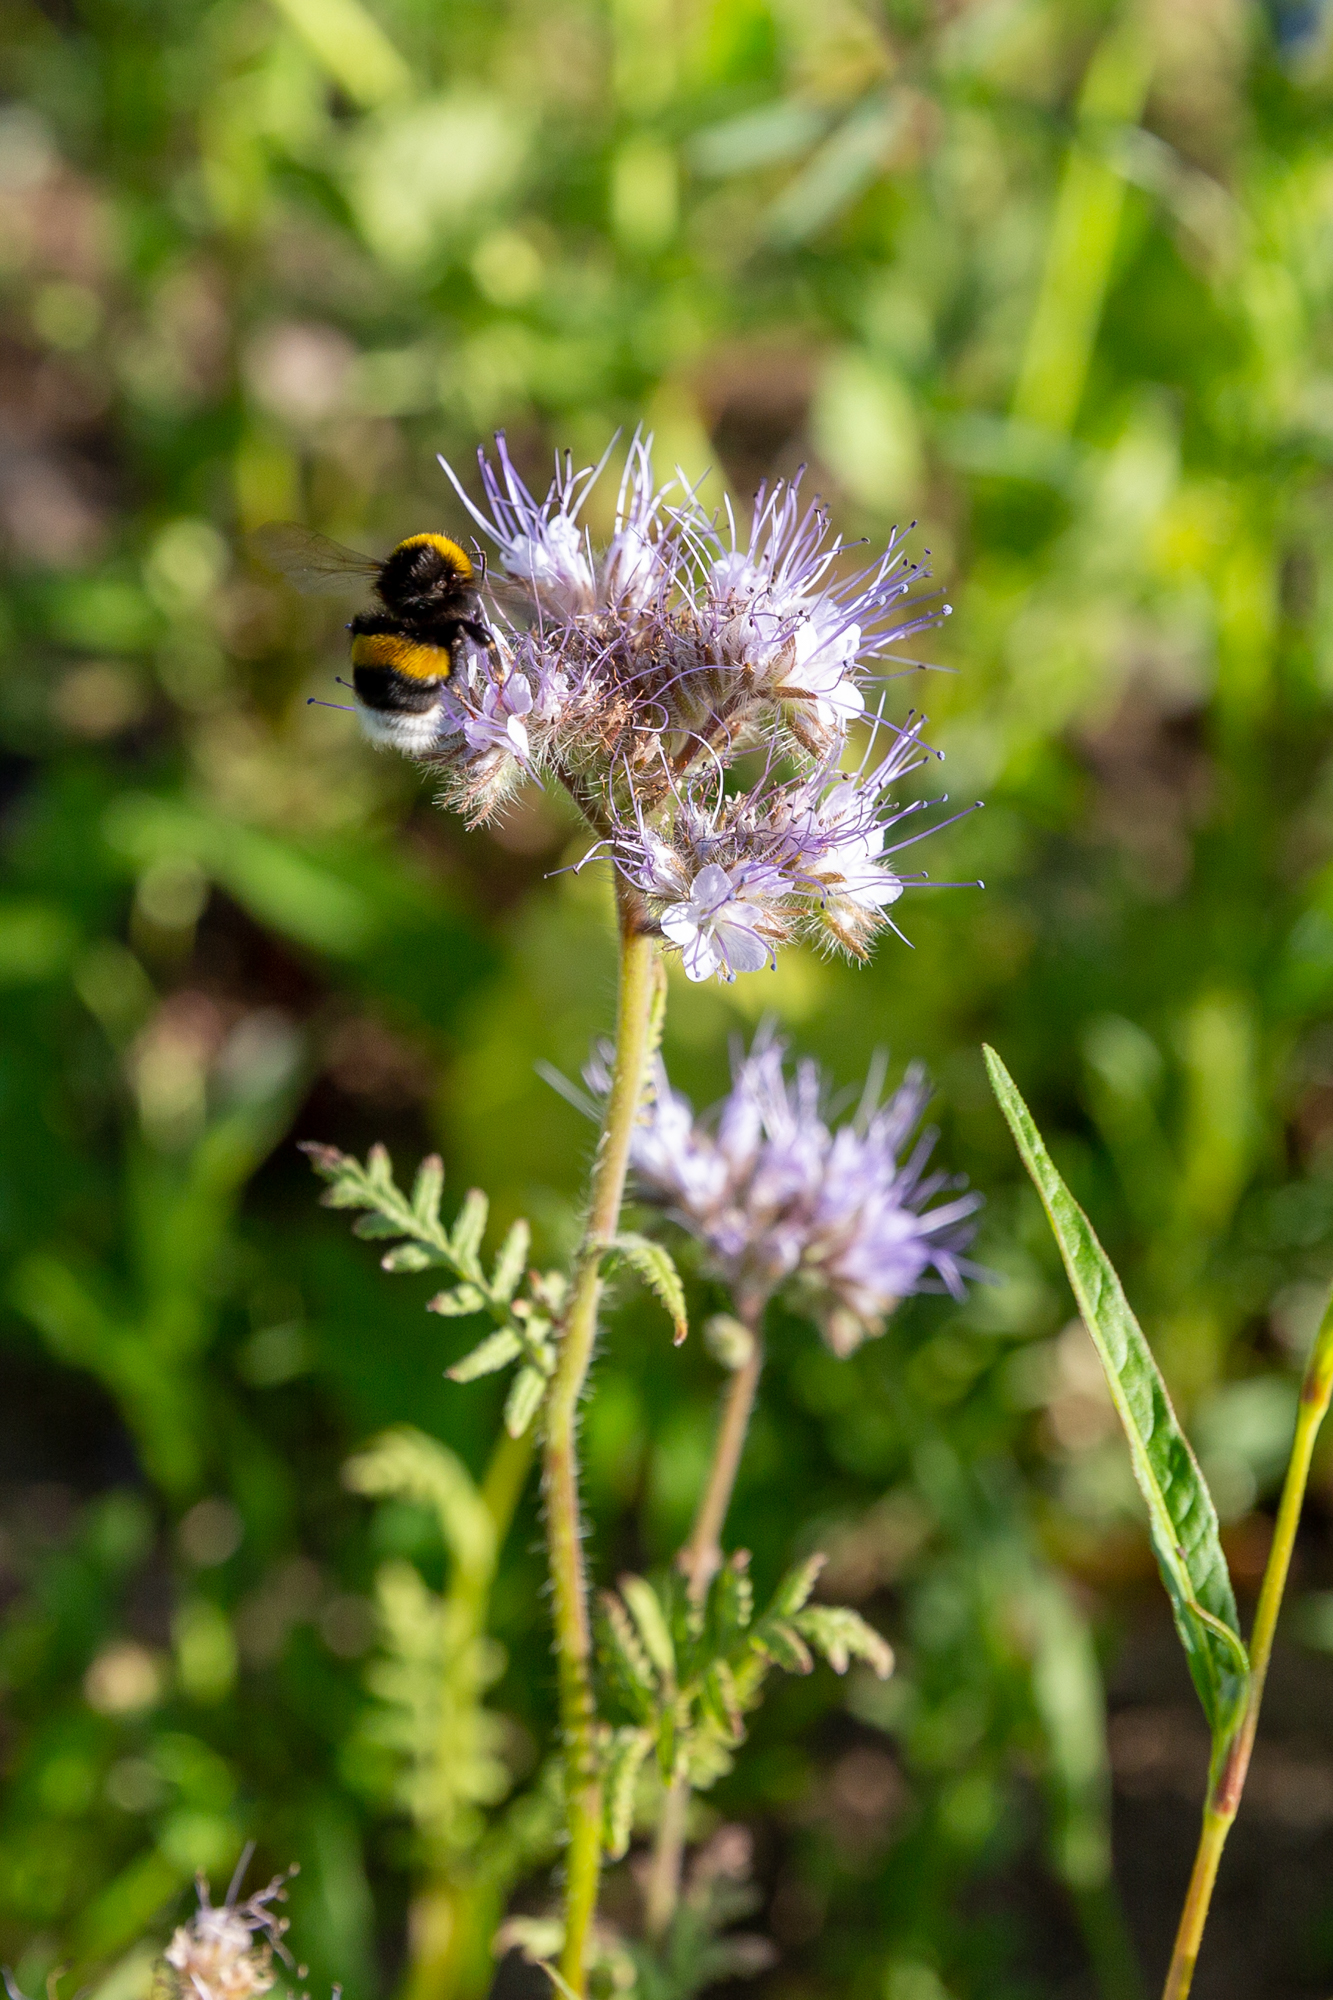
[{"x1": 5, "y1": 0, "x2": 1333, "y2": 1995}]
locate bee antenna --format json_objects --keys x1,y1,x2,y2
[
  {"x1": 307, "y1": 698, "x2": 355, "y2": 712},
  {"x1": 335, "y1": 677, "x2": 357, "y2": 692}
]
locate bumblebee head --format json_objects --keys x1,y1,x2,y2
[{"x1": 376, "y1": 533, "x2": 475, "y2": 612}]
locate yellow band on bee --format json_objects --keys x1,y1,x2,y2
[
  {"x1": 350, "y1": 631, "x2": 452, "y2": 681},
  {"x1": 395, "y1": 532, "x2": 473, "y2": 579}
]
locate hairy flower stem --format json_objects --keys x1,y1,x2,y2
[
  {"x1": 545, "y1": 892, "x2": 661, "y2": 1995},
  {"x1": 1162, "y1": 1286, "x2": 1333, "y2": 2000},
  {"x1": 643, "y1": 1301, "x2": 767, "y2": 1944}
]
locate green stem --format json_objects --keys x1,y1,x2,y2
[
  {"x1": 1161, "y1": 1286, "x2": 1333, "y2": 2000},
  {"x1": 545, "y1": 891, "x2": 661, "y2": 1996},
  {"x1": 642, "y1": 1302, "x2": 766, "y2": 1944}
]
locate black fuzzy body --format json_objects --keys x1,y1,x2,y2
[{"x1": 349, "y1": 537, "x2": 495, "y2": 713}]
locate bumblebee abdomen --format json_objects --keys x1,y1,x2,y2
[{"x1": 350, "y1": 629, "x2": 453, "y2": 682}]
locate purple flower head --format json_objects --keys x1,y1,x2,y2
[
  {"x1": 696, "y1": 475, "x2": 940, "y2": 754},
  {"x1": 349, "y1": 431, "x2": 974, "y2": 972},
  {"x1": 616, "y1": 1030, "x2": 983, "y2": 1352},
  {"x1": 614, "y1": 715, "x2": 969, "y2": 977},
  {"x1": 438, "y1": 429, "x2": 681, "y2": 624}
]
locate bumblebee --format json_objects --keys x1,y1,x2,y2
[{"x1": 253, "y1": 523, "x2": 521, "y2": 755}]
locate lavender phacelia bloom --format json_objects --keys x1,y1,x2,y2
[
  {"x1": 598, "y1": 1031, "x2": 983, "y2": 1354},
  {"x1": 357, "y1": 431, "x2": 974, "y2": 981},
  {"x1": 616, "y1": 716, "x2": 961, "y2": 978}
]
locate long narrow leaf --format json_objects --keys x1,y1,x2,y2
[{"x1": 984, "y1": 1046, "x2": 1248, "y2": 1743}]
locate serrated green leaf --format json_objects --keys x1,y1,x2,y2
[
  {"x1": 428, "y1": 1283, "x2": 488, "y2": 1318},
  {"x1": 381, "y1": 1241, "x2": 439, "y2": 1274},
  {"x1": 504, "y1": 1364, "x2": 546, "y2": 1438},
  {"x1": 601, "y1": 1728, "x2": 652, "y2": 1860},
  {"x1": 701, "y1": 1659, "x2": 744, "y2": 1739},
  {"x1": 451, "y1": 1189, "x2": 489, "y2": 1273},
  {"x1": 683, "y1": 1729, "x2": 738, "y2": 1791},
  {"x1": 446, "y1": 1328, "x2": 522, "y2": 1382},
  {"x1": 352, "y1": 1211, "x2": 406, "y2": 1239},
  {"x1": 795, "y1": 1605, "x2": 894, "y2": 1678},
  {"x1": 411, "y1": 1153, "x2": 445, "y2": 1230},
  {"x1": 984, "y1": 1045, "x2": 1249, "y2": 1748},
  {"x1": 767, "y1": 1552, "x2": 826, "y2": 1620},
  {"x1": 531, "y1": 1269, "x2": 568, "y2": 1314},
  {"x1": 756, "y1": 1619, "x2": 814, "y2": 1675},
  {"x1": 712, "y1": 1554, "x2": 754, "y2": 1644},
  {"x1": 490, "y1": 1218, "x2": 531, "y2": 1304},
  {"x1": 366, "y1": 1142, "x2": 396, "y2": 1192},
  {"x1": 610, "y1": 1232, "x2": 688, "y2": 1345},
  {"x1": 317, "y1": 1178, "x2": 372, "y2": 1211},
  {"x1": 599, "y1": 1590, "x2": 657, "y2": 1696},
  {"x1": 618, "y1": 1574, "x2": 676, "y2": 1681},
  {"x1": 343, "y1": 1425, "x2": 494, "y2": 1576}
]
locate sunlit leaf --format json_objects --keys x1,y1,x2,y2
[
  {"x1": 451, "y1": 1190, "x2": 490, "y2": 1273},
  {"x1": 601, "y1": 1727, "x2": 652, "y2": 1860},
  {"x1": 490, "y1": 1219, "x2": 531, "y2": 1304},
  {"x1": 795, "y1": 1606, "x2": 893, "y2": 1679},
  {"x1": 609, "y1": 1233, "x2": 688, "y2": 1345},
  {"x1": 617, "y1": 1575, "x2": 676, "y2": 1681},
  {"x1": 984, "y1": 1045, "x2": 1248, "y2": 1748},
  {"x1": 445, "y1": 1329, "x2": 522, "y2": 1381},
  {"x1": 504, "y1": 1365, "x2": 546, "y2": 1438}
]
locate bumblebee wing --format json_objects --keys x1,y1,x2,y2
[
  {"x1": 474, "y1": 567, "x2": 544, "y2": 627},
  {"x1": 250, "y1": 523, "x2": 384, "y2": 596}
]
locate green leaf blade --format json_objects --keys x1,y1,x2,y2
[
  {"x1": 411, "y1": 1153, "x2": 445, "y2": 1232},
  {"x1": 490, "y1": 1218, "x2": 531, "y2": 1304},
  {"x1": 983, "y1": 1045, "x2": 1248, "y2": 1743},
  {"x1": 451, "y1": 1189, "x2": 489, "y2": 1274},
  {"x1": 794, "y1": 1604, "x2": 894, "y2": 1679},
  {"x1": 601, "y1": 1727, "x2": 652, "y2": 1860},
  {"x1": 446, "y1": 1328, "x2": 522, "y2": 1382},
  {"x1": 609, "y1": 1232, "x2": 688, "y2": 1345},
  {"x1": 617, "y1": 1575, "x2": 676, "y2": 1681},
  {"x1": 503, "y1": 1364, "x2": 547, "y2": 1438}
]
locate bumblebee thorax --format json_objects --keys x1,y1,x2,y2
[{"x1": 377, "y1": 533, "x2": 474, "y2": 612}]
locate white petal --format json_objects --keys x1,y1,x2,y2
[
  {"x1": 679, "y1": 928, "x2": 722, "y2": 981},
  {"x1": 717, "y1": 922, "x2": 772, "y2": 974},
  {"x1": 660, "y1": 905, "x2": 701, "y2": 946},
  {"x1": 642, "y1": 834, "x2": 689, "y2": 897},
  {"x1": 690, "y1": 862, "x2": 734, "y2": 913}
]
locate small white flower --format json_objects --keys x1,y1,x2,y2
[
  {"x1": 633, "y1": 830, "x2": 691, "y2": 899},
  {"x1": 804, "y1": 778, "x2": 904, "y2": 910},
  {"x1": 785, "y1": 605, "x2": 866, "y2": 730},
  {"x1": 504, "y1": 515, "x2": 595, "y2": 618},
  {"x1": 463, "y1": 673, "x2": 534, "y2": 763},
  {"x1": 658, "y1": 863, "x2": 776, "y2": 982}
]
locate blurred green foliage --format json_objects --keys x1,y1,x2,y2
[{"x1": 5, "y1": 0, "x2": 1333, "y2": 1994}]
